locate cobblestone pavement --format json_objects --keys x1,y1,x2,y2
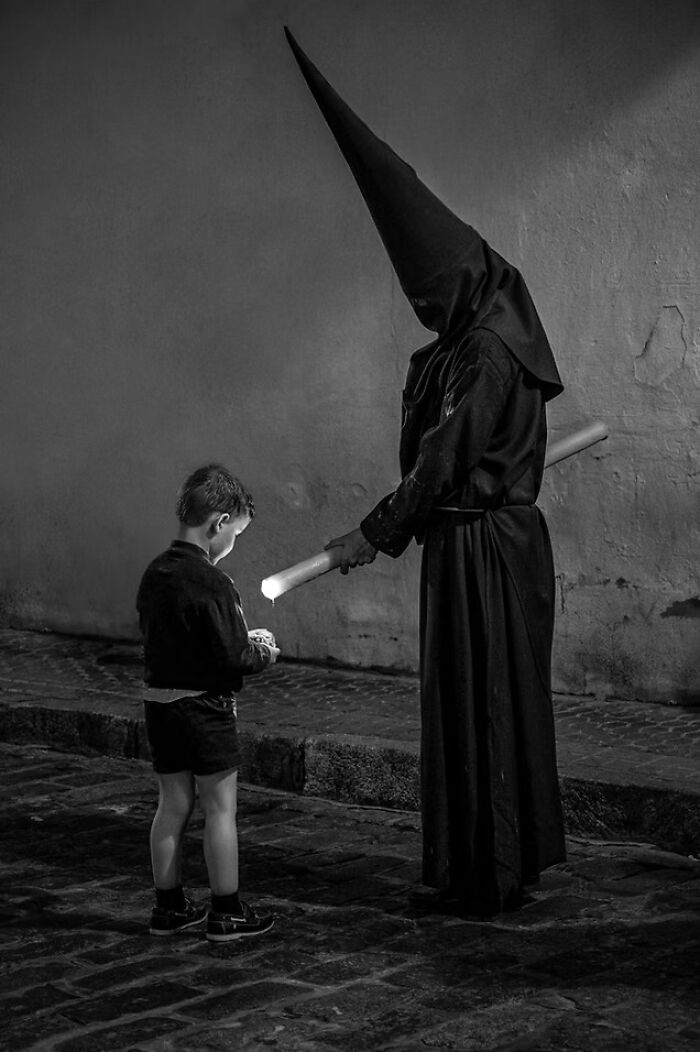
[{"x1": 1, "y1": 743, "x2": 699, "y2": 1052}]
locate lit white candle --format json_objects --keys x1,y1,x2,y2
[
  {"x1": 261, "y1": 548, "x2": 341, "y2": 601},
  {"x1": 262, "y1": 421, "x2": 609, "y2": 600}
]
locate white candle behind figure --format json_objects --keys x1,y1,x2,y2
[
  {"x1": 544, "y1": 420, "x2": 608, "y2": 467},
  {"x1": 262, "y1": 421, "x2": 608, "y2": 601}
]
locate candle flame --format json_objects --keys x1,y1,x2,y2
[{"x1": 261, "y1": 576, "x2": 283, "y2": 601}]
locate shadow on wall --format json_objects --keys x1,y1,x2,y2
[
  {"x1": 490, "y1": 0, "x2": 700, "y2": 128},
  {"x1": 356, "y1": 0, "x2": 700, "y2": 198}
]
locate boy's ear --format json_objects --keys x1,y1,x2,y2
[{"x1": 205, "y1": 512, "x2": 229, "y2": 536}]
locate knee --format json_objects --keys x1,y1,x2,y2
[
  {"x1": 201, "y1": 797, "x2": 237, "y2": 822},
  {"x1": 198, "y1": 771, "x2": 238, "y2": 822},
  {"x1": 157, "y1": 796, "x2": 194, "y2": 825}
]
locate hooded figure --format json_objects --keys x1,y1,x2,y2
[{"x1": 285, "y1": 28, "x2": 566, "y2": 915}]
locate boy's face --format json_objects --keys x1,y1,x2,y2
[{"x1": 209, "y1": 511, "x2": 251, "y2": 564}]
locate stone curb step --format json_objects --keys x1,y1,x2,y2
[{"x1": 1, "y1": 699, "x2": 698, "y2": 857}]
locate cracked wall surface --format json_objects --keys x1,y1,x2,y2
[
  {"x1": 1, "y1": 0, "x2": 699, "y2": 703},
  {"x1": 634, "y1": 306, "x2": 688, "y2": 387}
]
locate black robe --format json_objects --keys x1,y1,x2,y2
[{"x1": 361, "y1": 327, "x2": 566, "y2": 914}]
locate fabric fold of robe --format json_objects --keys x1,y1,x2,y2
[{"x1": 420, "y1": 505, "x2": 565, "y2": 914}]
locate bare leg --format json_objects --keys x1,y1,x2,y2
[
  {"x1": 150, "y1": 770, "x2": 195, "y2": 889},
  {"x1": 197, "y1": 768, "x2": 239, "y2": 895}
]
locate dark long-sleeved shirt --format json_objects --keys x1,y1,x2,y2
[
  {"x1": 136, "y1": 540, "x2": 271, "y2": 693},
  {"x1": 361, "y1": 329, "x2": 546, "y2": 557}
]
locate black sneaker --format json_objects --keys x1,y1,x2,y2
[
  {"x1": 206, "y1": 901, "x2": 274, "y2": 943},
  {"x1": 149, "y1": 896, "x2": 207, "y2": 936}
]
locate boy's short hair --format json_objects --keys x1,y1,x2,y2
[{"x1": 176, "y1": 464, "x2": 255, "y2": 526}]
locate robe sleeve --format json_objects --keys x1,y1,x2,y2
[{"x1": 360, "y1": 335, "x2": 517, "y2": 557}]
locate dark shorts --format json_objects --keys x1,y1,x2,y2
[{"x1": 143, "y1": 693, "x2": 242, "y2": 776}]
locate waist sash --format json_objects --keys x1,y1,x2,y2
[{"x1": 431, "y1": 504, "x2": 534, "y2": 524}]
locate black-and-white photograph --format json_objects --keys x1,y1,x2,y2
[{"x1": 1, "y1": 1, "x2": 698, "y2": 1049}]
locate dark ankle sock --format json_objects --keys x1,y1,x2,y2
[
  {"x1": 155, "y1": 885, "x2": 186, "y2": 911},
  {"x1": 211, "y1": 891, "x2": 242, "y2": 916}
]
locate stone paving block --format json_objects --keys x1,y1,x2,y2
[
  {"x1": 0, "y1": 1013, "x2": 78, "y2": 1052},
  {"x1": 0, "y1": 703, "x2": 141, "y2": 760},
  {"x1": 69, "y1": 954, "x2": 192, "y2": 993},
  {"x1": 223, "y1": 942, "x2": 319, "y2": 977},
  {"x1": 648, "y1": 883, "x2": 700, "y2": 915},
  {"x1": 304, "y1": 734, "x2": 420, "y2": 810},
  {"x1": 0, "y1": 762, "x2": 74, "y2": 786},
  {"x1": 186, "y1": 961, "x2": 276, "y2": 989},
  {"x1": 560, "y1": 777, "x2": 700, "y2": 854},
  {"x1": 239, "y1": 730, "x2": 306, "y2": 792},
  {"x1": 294, "y1": 949, "x2": 405, "y2": 987},
  {"x1": 280, "y1": 978, "x2": 412, "y2": 1025},
  {"x1": 179, "y1": 979, "x2": 312, "y2": 1021},
  {"x1": 74, "y1": 935, "x2": 179, "y2": 966},
  {"x1": 385, "y1": 954, "x2": 492, "y2": 994},
  {"x1": 167, "y1": 1015, "x2": 343, "y2": 1052},
  {"x1": 499, "y1": 892, "x2": 606, "y2": 927},
  {"x1": 317, "y1": 854, "x2": 409, "y2": 884},
  {"x1": 51, "y1": 1015, "x2": 186, "y2": 1052},
  {"x1": 0, "y1": 929, "x2": 116, "y2": 965},
  {"x1": 317, "y1": 1007, "x2": 463, "y2": 1052},
  {"x1": 415, "y1": 995, "x2": 571, "y2": 1051},
  {"x1": 60, "y1": 979, "x2": 204, "y2": 1025},
  {"x1": 1, "y1": 959, "x2": 84, "y2": 994},
  {"x1": 3, "y1": 981, "x2": 82, "y2": 1021}
]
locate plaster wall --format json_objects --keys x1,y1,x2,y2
[{"x1": 1, "y1": 0, "x2": 699, "y2": 702}]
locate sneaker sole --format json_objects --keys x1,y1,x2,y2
[
  {"x1": 206, "y1": 919, "x2": 275, "y2": 942},
  {"x1": 149, "y1": 915, "x2": 207, "y2": 936}
]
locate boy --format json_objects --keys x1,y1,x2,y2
[{"x1": 137, "y1": 463, "x2": 279, "y2": 941}]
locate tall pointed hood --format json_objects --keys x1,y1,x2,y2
[{"x1": 284, "y1": 27, "x2": 563, "y2": 400}]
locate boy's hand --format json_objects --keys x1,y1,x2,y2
[
  {"x1": 249, "y1": 628, "x2": 276, "y2": 647},
  {"x1": 261, "y1": 644, "x2": 280, "y2": 664},
  {"x1": 325, "y1": 527, "x2": 377, "y2": 575}
]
